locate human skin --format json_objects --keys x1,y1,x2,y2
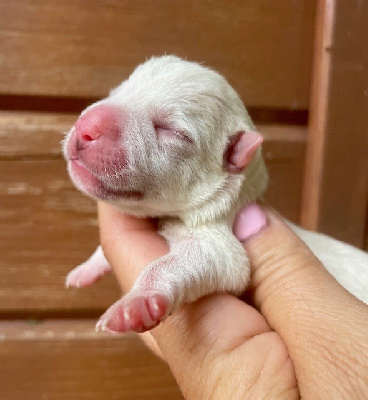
[{"x1": 98, "y1": 201, "x2": 368, "y2": 400}]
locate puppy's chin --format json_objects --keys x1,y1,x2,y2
[{"x1": 68, "y1": 159, "x2": 144, "y2": 202}]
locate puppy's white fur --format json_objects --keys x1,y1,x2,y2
[{"x1": 64, "y1": 56, "x2": 367, "y2": 333}]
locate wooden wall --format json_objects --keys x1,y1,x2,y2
[
  {"x1": 301, "y1": 0, "x2": 368, "y2": 248},
  {"x1": 0, "y1": 0, "x2": 315, "y2": 316},
  {"x1": 0, "y1": 0, "x2": 366, "y2": 398}
]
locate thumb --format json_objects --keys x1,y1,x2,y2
[
  {"x1": 234, "y1": 204, "x2": 348, "y2": 309},
  {"x1": 234, "y1": 204, "x2": 368, "y2": 398}
]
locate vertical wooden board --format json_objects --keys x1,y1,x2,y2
[
  {"x1": 263, "y1": 136, "x2": 306, "y2": 222},
  {"x1": 365, "y1": 200, "x2": 368, "y2": 251},
  {"x1": 0, "y1": 0, "x2": 316, "y2": 108},
  {"x1": 302, "y1": 0, "x2": 368, "y2": 247}
]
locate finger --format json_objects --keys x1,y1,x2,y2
[
  {"x1": 139, "y1": 332, "x2": 164, "y2": 359},
  {"x1": 152, "y1": 294, "x2": 298, "y2": 400},
  {"x1": 98, "y1": 202, "x2": 298, "y2": 399},
  {"x1": 235, "y1": 204, "x2": 368, "y2": 398},
  {"x1": 98, "y1": 202, "x2": 167, "y2": 358},
  {"x1": 98, "y1": 201, "x2": 169, "y2": 292}
]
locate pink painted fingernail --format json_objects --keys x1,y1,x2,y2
[{"x1": 233, "y1": 203, "x2": 267, "y2": 242}]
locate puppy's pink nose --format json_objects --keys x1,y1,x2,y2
[{"x1": 74, "y1": 104, "x2": 122, "y2": 146}]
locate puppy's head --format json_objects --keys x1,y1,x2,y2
[{"x1": 63, "y1": 56, "x2": 267, "y2": 220}]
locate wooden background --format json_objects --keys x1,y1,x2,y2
[{"x1": 0, "y1": 0, "x2": 367, "y2": 398}]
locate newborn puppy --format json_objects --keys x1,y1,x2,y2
[
  {"x1": 64, "y1": 56, "x2": 268, "y2": 332},
  {"x1": 63, "y1": 56, "x2": 368, "y2": 334}
]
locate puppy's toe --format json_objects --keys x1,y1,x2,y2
[{"x1": 96, "y1": 292, "x2": 171, "y2": 334}]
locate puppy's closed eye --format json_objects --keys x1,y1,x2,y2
[{"x1": 154, "y1": 123, "x2": 194, "y2": 146}]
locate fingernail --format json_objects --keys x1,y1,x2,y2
[{"x1": 233, "y1": 203, "x2": 267, "y2": 242}]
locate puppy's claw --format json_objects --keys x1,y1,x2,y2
[
  {"x1": 65, "y1": 277, "x2": 80, "y2": 289},
  {"x1": 151, "y1": 297, "x2": 159, "y2": 312},
  {"x1": 95, "y1": 319, "x2": 105, "y2": 333},
  {"x1": 95, "y1": 320, "x2": 119, "y2": 335},
  {"x1": 123, "y1": 306, "x2": 131, "y2": 321}
]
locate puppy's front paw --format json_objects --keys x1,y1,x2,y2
[{"x1": 95, "y1": 292, "x2": 171, "y2": 334}]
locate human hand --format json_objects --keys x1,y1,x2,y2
[{"x1": 98, "y1": 202, "x2": 368, "y2": 399}]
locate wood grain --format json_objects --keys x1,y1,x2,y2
[
  {"x1": 301, "y1": 0, "x2": 368, "y2": 247},
  {"x1": 0, "y1": 158, "x2": 122, "y2": 314},
  {"x1": 0, "y1": 112, "x2": 306, "y2": 314},
  {"x1": 0, "y1": 112, "x2": 76, "y2": 158},
  {"x1": 0, "y1": 0, "x2": 316, "y2": 109},
  {"x1": 0, "y1": 320, "x2": 183, "y2": 400}
]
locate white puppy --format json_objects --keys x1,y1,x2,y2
[{"x1": 63, "y1": 56, "x2": 368, "y2": 333}]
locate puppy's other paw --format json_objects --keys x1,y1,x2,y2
[
  {"x1": 96, "y1": 292, "x2": 171, "y2": 334},
  {"x1": 65, "y1": 261, "x2": 112, "y2": 288}
]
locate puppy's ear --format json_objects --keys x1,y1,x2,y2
[{"x1": 224, "y1": 131, "x2": 263, "y2": 172}]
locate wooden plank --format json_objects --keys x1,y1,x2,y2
[
  {"x1": 0, "y1": 112, "x2": 76, "y2": 158},
  {"x1": 262, "y1": 127, "x2": 306, "y2": 222},
  {"x1": 301, "y1": 0, "x2": 368, "y2": 247},
  {"x1": 0, "y1": 0, "x2": 316, "y2": 109},
  {"x1": 0, "y1": 320, "x2": 183, "y2": 400},
  {"x1": 0, "y1": 158, "x2": 121, "y2": 314},
  {"x1": 0, "y1": 112, "x2": 306, "y2": 313}
]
